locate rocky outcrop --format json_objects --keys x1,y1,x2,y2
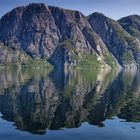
[{"x1": 87, "y1": 12, "x2": 140, "y2": 68}]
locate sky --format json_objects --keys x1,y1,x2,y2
[{"x1": 0, "y1": 0, "x2": 140, "y2": 19}]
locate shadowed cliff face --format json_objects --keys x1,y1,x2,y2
[{"x1": 0, "y1": 68, "x2": 140, "y2": 134}]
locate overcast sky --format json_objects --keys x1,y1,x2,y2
[{"x1": 0, "y1": 0, "x2": 140, "y2": 19}]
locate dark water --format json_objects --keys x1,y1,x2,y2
[{"x1": 0, "y1": 68, "x2": 140, "y2": 140}]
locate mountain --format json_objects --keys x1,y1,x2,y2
[
  {"x1": 87, "y1": 12, "x2": 140, "y2": 68},
  {"x1": 0, "y1": 3, "x2": 118, "y2": 69},
  {"x1": 119, "y1": 15, "x2": 140, "y2": 40},
  {"x1": 0, "y1": 3, "x2": 140, "y2": 69}
]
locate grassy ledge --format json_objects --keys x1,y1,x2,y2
[{"x1": 0, "y1": 59, "x2": 53, "y2": 69}]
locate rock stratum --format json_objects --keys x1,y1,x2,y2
[{"x1": 0, "y1": 3, "x2": 140, "y2": 69}]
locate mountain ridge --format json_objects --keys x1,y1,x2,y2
[{"x1": 0, "y1": 3, "x2": 140, "y2": 69}]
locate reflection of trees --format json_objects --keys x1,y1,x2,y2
[
  {"x1": 96, "y1": 69, "x2": 140, "y2": 123},
  {"x1": 117, "y1": 70, "x2": 140, "y2": 122}
]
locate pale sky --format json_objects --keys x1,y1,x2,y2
[{"x1": 0, "y1": 0, "x2": 140, "y2": 19}]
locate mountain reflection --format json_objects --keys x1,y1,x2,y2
[{"x1": 0, "y1": 68, "x2": 140, "y2": 134}]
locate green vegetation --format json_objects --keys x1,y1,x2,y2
[
  {"x1": 104, "y1": 53, "x2": 117, "y2": 67},
  {"x1": 60, "y1": 39, "x2": 75, "y2": 51},
  {"x1": 78, "y1": 54, "x2": 102, "y2": 68},
  {"x1": 21, "y1": 59, "x2": 53, "y2": 69},
  {"x1": 0, "y1": 59, "x2": 53, "y2": 69}
]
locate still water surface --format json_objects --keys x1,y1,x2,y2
[{"x1": 0, "y1": 68, "x2": 140, "y2": 140}]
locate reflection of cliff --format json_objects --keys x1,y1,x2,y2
[
  {"x1": 0, "y1": 67, "x2": 117, "y2": 134},
  {"x1": 0, "y1": 68, "x2": 29, "y2": 91},
  {"x1": 0, "y1": 68, "x2": 140, "y2": 134},
  {"x1": 0, "y1": 68, "x2": 59, "y2": 134},
  {"x1": 50, "y1": 68, "x2": 118, "y2": 129},
  {"x1": 0, "y1": 68, "x2": 52, "y2": 91}
]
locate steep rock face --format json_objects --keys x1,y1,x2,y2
[
  {"x1": 87, "y1": 13, "x2": 140, "y2": 67},
  {"x1": 0, "y1": 3, "x2": 118, "y2": 68},
  {"x1": 49, "y1": 7, "x2": 118, "y2": 68},
  {"x1": 119, "y1": 15, "x2": 140, "y2": 40}
]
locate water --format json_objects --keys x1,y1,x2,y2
[{"x1": 0, "y1": 68, "x2": 140, "y2": 140}]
